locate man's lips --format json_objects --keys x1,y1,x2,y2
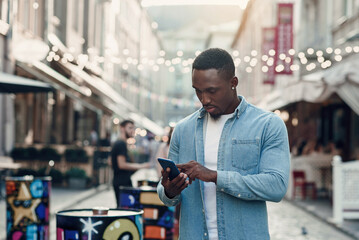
[{"x1": 204, "y1": 106, "x2": 216, "y2": 112}]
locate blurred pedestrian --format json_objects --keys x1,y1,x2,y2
[
  {"x1": 90, "y1": 129, "x2": 98, "y2": 146},
  {"x1": 155, "y1": 127, "x2": 174, "y2": 177},
  {"x1": 157, "y1": 48, "x2": 290, "y2": 239},
  {"x1": 110, "y1": 120, "x2": 150, "y2": 208}
]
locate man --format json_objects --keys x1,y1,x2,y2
[
  {"x1": 157, "y1": 48, "x2": 290, "y2": 239},
  {"x1": 111, "y1": 120, "x2": 150, "y2": 208}
]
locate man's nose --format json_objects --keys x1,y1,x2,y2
[{"x1": 201, "y1": 93, "x2": 211, "y2": 105}]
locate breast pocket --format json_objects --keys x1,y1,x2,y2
[{"x1": 231, "y1": 139, "x2": 260, "y2": 170}]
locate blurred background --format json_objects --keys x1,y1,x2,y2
[{"x1": 0, "y1": 0, "x2": 359, "y2": 238}]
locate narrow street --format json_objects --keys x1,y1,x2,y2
[{"x1": 48, "y1": 187, "x2": 355, "y2": 240}]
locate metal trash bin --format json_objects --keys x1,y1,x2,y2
[
  {"x1": 56, "y1": 207, "x2": 144, "y2": 240},
  {"x1": 6, "y1": 175, "x2": 51, "y2": 240},
  {"x1": 119, "y1": 186, "x2": 175, "y2": 240}
]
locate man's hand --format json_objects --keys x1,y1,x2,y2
[
  {"x1": 177, "y1": 160, "x2": 217, "y2": 183},
  {"x1": 161, "y1": 167, "x2": 189, "y2": 199}
]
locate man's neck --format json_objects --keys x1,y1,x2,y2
[
  {"x1": 226, "y1": 96, "x2": 241, "y2": 115},
  {"x1": 120, "y1": 133, "x2": 128, "y2": 141}
]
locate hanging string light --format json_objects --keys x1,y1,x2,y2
[{"x1": 45, "y1": 43, "x2": 359, "y2": 109}]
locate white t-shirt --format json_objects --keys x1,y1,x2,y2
[{"x1": 204, "y1": 113, "x2": 232, "y2": 239}]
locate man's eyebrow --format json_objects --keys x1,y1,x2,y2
[
  {"x1": 192, "y1": 86, "x2": 218, "y2": 92},
  {"x1": 205, "y1": 87, "x2": 218, "y2": 91}
]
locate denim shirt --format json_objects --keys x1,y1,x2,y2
[{"x1": 157, "y1": 96, "x2": 290, "y2": 240}]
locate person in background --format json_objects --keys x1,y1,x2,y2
[
  {"x1": 351, "y1": 149, "x2": 359, "y2": 161},
  {"x1": 325, "y1": 140, "x2": 343, "y2": 156},
  {"x1": 110, "y1": 120, "x2": 150, "y2": 208},
  {"x1": 157, "y1": 48, "x2": 290, "y2": 239},
  {"x1": 155, "y1": 127, "x2": 174, "y2": 177},
  {"x1": 90, "y1": 129, "x2": 98, "y2": 146}
]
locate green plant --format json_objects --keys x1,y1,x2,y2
[
  {"x1": 10, "y1": 147, "x2": 39, "y2": 160},
  {"x1": 65, "y1": 149, "x2": 89, "y2": 163},
  {"x1": 10, "y1": 147, "x2": 26, "y2": 160},
  {"x1": 65, "y1": 167, "x2": 87, "y2": 179},
  {"x1": 26, "y1": 147, "x2": 39, "y2": 159},
  {"x1": 39, "y1": 147, "x2": 61, "y2": 162}
]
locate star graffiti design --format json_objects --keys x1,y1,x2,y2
[
  {"x1": 80, "y1": 217, "x2": 103, "y2": 240},
  {"x1": 8, "y1": 182, "x2": 41, "y2": 226}
]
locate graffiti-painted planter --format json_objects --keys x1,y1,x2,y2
[
  {"x1": 6, "y1": 175, "x2": 52, "y2": 240},
  {"x1": 56, "y1": 208, "x2": 144, "y2": 240},
  {"x1": 119, "y1": 186, "x2": 175, "y2": 240}
]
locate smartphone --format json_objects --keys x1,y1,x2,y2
[{"x1": 157, "y1": 158, "x2": 180, "y2": 180}]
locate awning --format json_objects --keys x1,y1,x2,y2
[
  {"x1": 61, "y1": 61, "x2": 137, "y2": 113},
  {"x1": 48, "y1": 32, "x2": 165, "y2": 135},
  {"x1": 17, "y1": 61, "x2": 90, "y2": 96},
  {"x1": 16, "y1": 61, "x2": 104, "y2": 113},
  {"x1": 257, "y1": 79, "x2": 332, "y2": 111},
  {"x1": 0, "y1": 72, "x2": 53, "y2": 93},
  {"x1": 258, "y1": 53, "x2": 359, "y2": 115},
  {"x1": 322, "y1": 53, "x2": 359, "y2": 115},
  {"x1": 59, "y1": 61, "x2": 165, "y2": 135}
]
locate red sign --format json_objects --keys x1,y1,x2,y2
[
  {"x1": 275, "y1": 3, "x2": 293, "y2": 75},
  {"x1": 262, "y1": 27, "x2": 276, "y2": 84}
]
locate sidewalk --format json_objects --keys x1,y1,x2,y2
[
  {"x1": 1, "y1": 185, "x2": 359, "y2": 240},
  {"x1": 288, "y1": 198, "x2": 359, "y2": 239},
  {"x1": 0, "y1": 184, "x2": 110, "y2": 240}
]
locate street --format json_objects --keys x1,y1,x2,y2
[{"x1": 46, "y1": 187, "x2": 354, "y2": 240}]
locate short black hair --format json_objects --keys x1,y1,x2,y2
[
  {"x1": 192, "y1": 48, "x2": 235, "y2": 80},
  {"x1": 120, "y1": 119, "x2": 134, "y2": 127}
]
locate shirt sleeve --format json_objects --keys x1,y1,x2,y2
[
  {"x1": 216, "y1": 114, "x2": 290, "y2": 202},
  {"x1": 157, "y1": 127, "x2": 182, "y2": 206},
  {"x1": 115, "y1": 141, "x2": 127, "y2": 156}
]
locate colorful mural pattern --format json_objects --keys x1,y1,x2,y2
[
  {"x1": 56, "y1": 209, "x2": 143, "y2": 240},
  {"x1": 119, "y1": 187, "x2": 175, "y2": 240},
  {"x1": 6, "y1": 177, "x2": 51, "y2": 240}
]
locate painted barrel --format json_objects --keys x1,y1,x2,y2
[
  {"x1": 119, "y1": 186, "x2": 175, "y2": 240},
  {"x1": 5, "y1": 175, "x2": 52, "y2": 240},
  {"x1": 137, "y1": 180, "x2": 159, "y2": 188},
  {"x1": 56, "y1": 208, "x2": 144, "y2": 240}
]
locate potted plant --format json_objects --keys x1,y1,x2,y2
[
  {"x1": 65, "y1": 167, "x2": 88, "y2": 189},
  {"x1": 65, "y1": 149, "x2": 89, "y2": 163},
  {"x1": 38, "y1": 167, "x2": 64, "y2": 186},
  {"x1": 39, "y1": 147, "x2": 62, "y2": 162},
  {"x1": 11, "y1": 147, "x2": 39, "y2": 160}
]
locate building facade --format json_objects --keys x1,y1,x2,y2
[
  {"x1": 231, "y1": 0, "x2": 359, "y2": 160},
  {"x1": 0, "y1": 0, "x2": 166, "y2": 159}
]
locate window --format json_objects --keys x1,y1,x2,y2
[
  {"x1": 0, "y1": 0, "x2": 9, "y2": 22},
  {"x1": 72, "y1": 0, "x2": 79, "y2": 31},
  {"x1": 17, "y1": 0, "x2": 44, "y2": 38}
]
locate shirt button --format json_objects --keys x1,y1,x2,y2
[
  {"x1": 204, "y1": 233, "x2": 207, "y2": 236},
  {"x1": 238, "y1": 193, "x2": 241, "y2": 197},
  {"x1": 202, "y1": 209, "x2": 205, "y2": 213},
  {"x1": 221, "y1": 188, "x2": 224, "y2": 192}
]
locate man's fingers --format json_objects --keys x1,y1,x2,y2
[
  {"x1": 162, "y1": 167, "x2": 170, "y2": 178},
  {"x1": 176, "y1": 164, "x2": 185, "y2": 172}
]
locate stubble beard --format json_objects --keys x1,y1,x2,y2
[
  {"x1": 125, "y1": 132, "x2": 132, "y2": 139},
  {"x1": 209, "y1": 112, "x2": 221, "y2": 120}
]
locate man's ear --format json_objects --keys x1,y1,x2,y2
[{"x1": 231, "y1": 76, "x2": 238, "y2": 88}]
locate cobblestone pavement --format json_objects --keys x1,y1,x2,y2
[
  {"x1": 268, "y1": 200, "x2": 355, "y2": 240},
  {"x1": 50, "y1": 188, "x2": 355, "y2": 240}
]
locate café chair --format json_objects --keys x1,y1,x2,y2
[{"x1": 292, "y1": 170, "x2": 317, "y2": 200}]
